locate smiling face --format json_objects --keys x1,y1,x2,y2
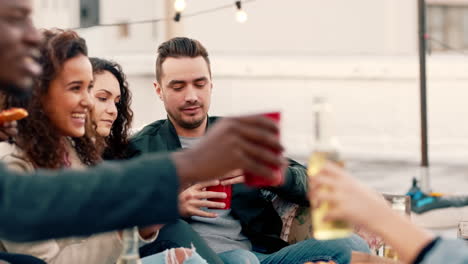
[
  {"x1": 91, "y1": 70, "x2": 121, "y2": 137},
  {"x1": 0, "y1": 0, "x2": 42, "y2": 91},
  {"x1": 155, "y1": 56, "x2": 212, "y2": 133},
  {"x1": 42, "y1": 54, "x2": 94, "y2": 137}
]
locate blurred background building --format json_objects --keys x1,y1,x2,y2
[{"x1": 31, "y1": 0, "x2": 468, "y2": 169}]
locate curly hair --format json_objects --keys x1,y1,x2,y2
[
  {"x1": 90, "y1": 57, "x2": 133, "y2": 160},
  {"x1": 2, "y1": 29, "x2": 101, "y2": 169}
]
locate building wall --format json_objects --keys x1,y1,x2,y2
[
  {"x1": 184, "y1": 0, "x2": 417, "y2": 56},
  {"x1": 33, "y1": 0, "x2": 79, "y2": 29},
  {"x1": 33, "y1": 0, "x2": 418, "y2": 56},
  {"x1": 31, "y1": 0, "x2": 468, "y2": 163}
]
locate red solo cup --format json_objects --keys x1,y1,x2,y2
[
  {"x1": 206, "y1": 184, "x2": 232, "y2": 209},
  {"x1": 244, "y1": 111, "x2": 284, "y2": 187}
]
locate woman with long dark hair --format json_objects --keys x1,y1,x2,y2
[
  {"x1": 0, "y1": 28, "x2": 208, "y2": 264},
  {"x1": 89, "y1": 57, "x2": 209, "y2": 264},
  {"x1": 1, "y1": 29, "x2": 100, "y2": 170},
  {"x1": 89, "y1": 57, "x2": 133, "y2": 160},
  {"x1": 89, "y1": 57, "x2": 162, "y2": 242},
  {"x1": 0, "y1": 29, "x2": 122, "y2": 264}
]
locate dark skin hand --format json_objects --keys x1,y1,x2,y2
[{"x1": 172, "y1": 114, "x2": 287, "y2": 187}]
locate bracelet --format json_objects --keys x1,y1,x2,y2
[{"x1": 138, "y1": 229, "x2": 160, "y2": 243}]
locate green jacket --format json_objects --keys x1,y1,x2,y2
[
  {"x1": 128, "y1": 117, "x2": 309, "y2": 253},
  {"x1": 0, "y1": 153, "x2": 179, "y2": 242}
]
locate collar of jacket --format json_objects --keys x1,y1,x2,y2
[{"x1": 161, "y1": 116, "x2": 220, "y2": 150}]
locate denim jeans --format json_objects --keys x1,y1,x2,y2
[
  {"x1": 140, "y1": 220, "x2": 223, "y2": 264},
  {"x1": 218, "y1": 249, "x2": 260, "y2": 264},
  {"x1": 253, "y1": 234, "x2": 370, "y2": 264},
  {"x1": 142, "y1": 248, "x2": 208, "y2": 264}
]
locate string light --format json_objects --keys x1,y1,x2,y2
[
  {"x1": 235, "y1": 1, "x2": 248, "y2": 23},
  {"x1": 174, "y1": 0, "x2": 186, "y2": 12},
  {"x1": 72, "y1": 0, "x2": 256, "y2": 30}
]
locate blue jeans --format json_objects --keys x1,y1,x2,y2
[
  {"x1": 218, "y1": 249, "x2": 260, "y2": 264},
  {"x1": 253, "y1": 234, "x2": 370, "y2": 264},
  {"x1": 142, "y1": 248, "x2": 208, "y2": 264},
  {"x1": 140, "y1": 220, "x2": 223, "y2": 264}
]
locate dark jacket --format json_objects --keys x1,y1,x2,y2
[
  {"x1": 0, "y1": 153, "x2": 179, "y2": 242},
  {"x1": 128, "y1": 117, "x2": 309, "y2": 253}
]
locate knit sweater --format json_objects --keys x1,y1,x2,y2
[{"x1": 0, "y1": 142, "x2": 123, "y2": 264}]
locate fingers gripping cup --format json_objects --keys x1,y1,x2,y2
[
  {"x1": 206, "y1": 184, "x2": 232, "y2": 210},
  {"x1": 244, "y1": 111, "x2": 284, "y2": 187}
]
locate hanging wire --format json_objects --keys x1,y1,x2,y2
[
  {"x1": 181, "y1": 0, "x2": 253, "y2": 19},
  {"x1": 73, "y1": 0, "x2": 256, "y2": 30}
]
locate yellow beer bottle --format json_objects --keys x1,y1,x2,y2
[
  {"x1": 308, "y1": 97, "x2": 352, "y2": 240},
  {"x1": 116, "y1": 227, "x2": 142, "y2": 264}
]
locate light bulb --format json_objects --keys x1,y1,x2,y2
[
  {"x1": 174, "y1": 0, "x2": 186, "y2": 12},
  {"x1": 236, "y1": 9, "x2": 247, "y2": 23}
]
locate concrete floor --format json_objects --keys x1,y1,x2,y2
[{"x1": 347, "y1": 158, "x2": 468, "y2": 238}]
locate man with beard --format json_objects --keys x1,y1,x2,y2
[
  {"x1": 129, "y1": 37, "x2": 370, "y2": 264},
  {"x1": 0, "y1": 0, "x2": 284, "y2": 247}
]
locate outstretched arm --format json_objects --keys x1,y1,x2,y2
[
  {"x1": 0, "y1": 153, "x2": 180, "y2": 242},
  {"x1": 309, "y1": 163, "x2": 434, "y2": 263},
  {"x1": 0, "y1": 115, "x2": 285, "y2": 242}
]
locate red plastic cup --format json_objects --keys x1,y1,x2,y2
[
  {"x1": 244, "y1": 111, "x2": 284, "y2": 187},
  {"x1": 206, "y1": 184, "x2": 232, "y2": 209}
]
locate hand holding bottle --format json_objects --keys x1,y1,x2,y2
[
  {"x1": 309, "y1": 162, "x2": 435, "y2": 263},
  {"x1": 308, "y1": 97, "x2": 351, "y2": 240},
  {"x1": 309, "y1": 162, "x2": 389, "y2": 231}
]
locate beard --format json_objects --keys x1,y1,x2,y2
[
  {"x1": 168, "y1": 111, "x2": 206, "y2": 130},
  {"x1": 178, "y1": 117, "x2": 206, "y2": 129}
]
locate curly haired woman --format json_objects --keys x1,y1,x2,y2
[
  {"x1": 0, "y1": 28, "x2": 124, "y2": 264},
  {"x1": 0, "y1": 28, "x2": 209, "y2": 264},
  {"x1": 88, "y1": 57, "x2": 209, "y2": 264}
]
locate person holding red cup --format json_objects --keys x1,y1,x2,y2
[
  {"x1": 128, "y1": 37, "x2": 370, "y2": 264},
  {"x1": 205, "y1": 170, "x2": 243, "y2": 210}
]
